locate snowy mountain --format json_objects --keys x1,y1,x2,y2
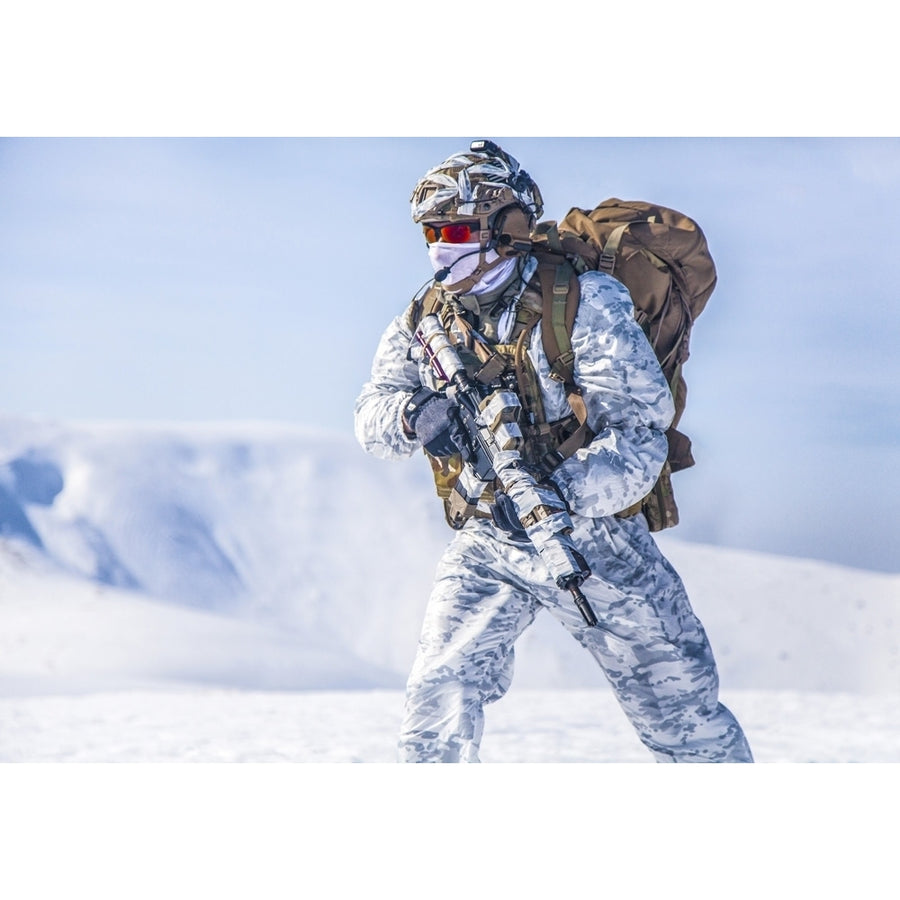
[{"x1": 2, "y1": 414, "x2": 898, "y2": 701}]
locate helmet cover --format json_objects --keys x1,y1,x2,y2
[{"x1": 410, "y1": 141, "x2": 544, "y2": 227}]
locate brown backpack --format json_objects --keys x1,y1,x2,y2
[{"x1": 529, "y1": 198, "x2": 717, "y2": 531}]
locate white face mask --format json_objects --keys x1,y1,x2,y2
[{"x1": 427, "y1": 242, "x2": 517, "y2": 295}]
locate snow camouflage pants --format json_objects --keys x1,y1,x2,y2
[{"x1": 399, "y1": 514, "x2": 754, "y2": 764}]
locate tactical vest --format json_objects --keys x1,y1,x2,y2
[{"x1": 406, "y1": 268, "x2": 596, "y2": 529}]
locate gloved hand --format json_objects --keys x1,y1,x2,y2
[
  {"x1": 403, "y1": 387, "x2": 464, "y2": 457},
  {"x1": 491, "y1": 474, "x2": 570, "y2": 543},
  {"x1": 491, "y1": 451, "x2": 591, "y2": 588},
  {"x1": 490, "y1": 490, "x2": 529, "y2": 542}
]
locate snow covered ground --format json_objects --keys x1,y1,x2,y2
[
  {"x1": 1, "y1": 415, "x2": 897, "y2": 896},
  {"x1": 2, "y1": 686, "x2": 899, "y2": 763},
  {"x1": 1, "y1": 415, "x2": 899, "y2": 766}
]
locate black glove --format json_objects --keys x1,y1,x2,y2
[
  {"x1": 403, "y1": 387, "x2": 464, "y2": 457},
  {"x1": 490, "y1": 490, "x2": 529, "y2": 542}
]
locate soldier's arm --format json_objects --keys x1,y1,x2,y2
[
  {"x1": 548, "y1": 271, "x2": 674, "y2": 519},
  {"x1": 354, "y1": 312, "x2": 423, "y2": 460}
]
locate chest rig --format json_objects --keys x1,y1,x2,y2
[{"x1": 407, "y1": 265, "x2": 595, "y2": 529}]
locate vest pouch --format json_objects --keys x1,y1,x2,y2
[{"x1": 427, "y1": 451, "x2": 464, "y2": 499}]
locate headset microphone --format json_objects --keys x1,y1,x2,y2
[{"x1": 433, "y1": 245, "x2": 485, "y2": 283}]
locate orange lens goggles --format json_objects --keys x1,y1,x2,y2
[{"x1": 423, "y1": 222, "x2": 481, "y2": 244}]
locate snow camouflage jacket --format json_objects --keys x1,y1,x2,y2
[{"x1": 355, "y1": 266, "x2": 675, "y2": 524}]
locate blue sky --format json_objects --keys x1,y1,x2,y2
[{"x1": 2, "y1": 137, "x2": 899, "y2": 573}]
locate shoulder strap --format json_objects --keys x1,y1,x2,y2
[
  {"x1": 536, "y1": 258, "x2": 594, "y2": 456},
  {"x1": 405, "y1": 284, "x2": 446, "y2": 332},
  {"x1": 537, "y1": 258, "x2": 579, "y2": 385}
]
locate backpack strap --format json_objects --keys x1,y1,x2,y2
[
  {"x1": 536, "y1": 259, "x2": 594, "y2": 460},
  {"x1": 537, "y1": 258, "x2": 578, "y2": 383},
  {"x1": 597, "y1": 223, "x2": 629, "y2": 275}
]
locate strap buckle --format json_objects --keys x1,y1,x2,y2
[
  {"x1": 598, "y1": 250, "x2": 616, "y2": 273},
  {"x1": 548, "y1": 351, "x2": 575, "y2": 383}
]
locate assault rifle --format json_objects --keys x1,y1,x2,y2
[{"x1": 413, "y1": 314, "x2": 598, "y2": 627}]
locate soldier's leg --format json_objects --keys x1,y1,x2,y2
[
  {"x1": 398, "y1": 529, "x2": 540, "y2": 763},
  {"x1": 545, "y1": 515, "x2": 753, "y2": 763}
]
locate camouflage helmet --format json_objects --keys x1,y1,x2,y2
[{"x1": 410, "y1": 139, "x2": 544, "y2": 256}]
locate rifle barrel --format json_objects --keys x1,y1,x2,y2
[{"x1": 569, "y1": 584, "x2": 599, "y2": 627}]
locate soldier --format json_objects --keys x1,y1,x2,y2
[{"x1": 354, "y1": 140, "x2": 753, "y2": 763}]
